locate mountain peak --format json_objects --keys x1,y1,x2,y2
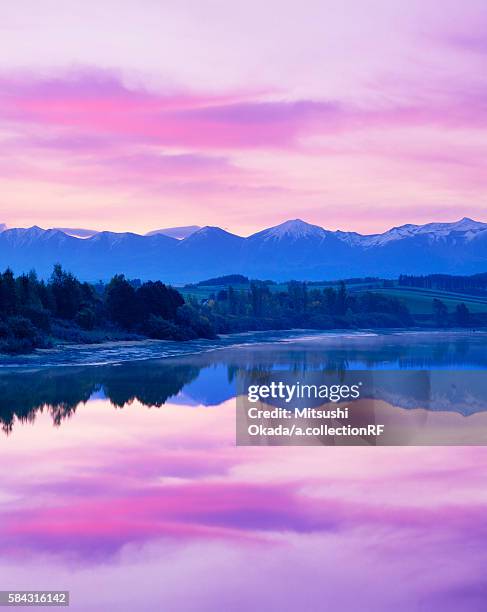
[
  {"x1": 251, "y1": 219, "x2": 326, "y2": 241},
  {"x1": 451, "y1": 217, "x2": 486, "y2": 230},
  {"x1": 194, "y1": 225, "x2": 226, "y2": 235},
  {"x1": 393, "y1": 217, "x2": 485, "y2": 232},
  {"x1": 192, "y1": 225, "x2": 237, "y2": 237},
  {"x1": 333, "y1": 216, "x2": 487, "y2": 248},
  {"x1": 279, "y1": 218, "x2": 310, "y2": 229},
  {"x1": 180, "y1": 225, "x2": 243, "y2": 244},
  {"x1": 146, "y1": 225, "x2": 200, "y2": 240}
]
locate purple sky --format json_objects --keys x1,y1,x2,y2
[{"x1": 1, "y1": 0, "x2": 486, "y2": 234}]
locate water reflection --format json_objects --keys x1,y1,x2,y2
[
  {"x1": 2, "y1": 333, "x2": 487, "y2": 433},
  {"x1": 1, "y1": 333, "x2": 487, "y2": 611},
  {"x1": 0, "y1": 362, "x2": 200, "y2": 433}
]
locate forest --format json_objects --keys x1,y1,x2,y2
[
  {"x1": 0, "y1": 266, "x2": 477, "y2": 353},
  {"x1": 399, "y1": 272, "x2": 487, "y2": 295},
  {"x1": 0, "y1": 265, "x2": 215, "y2": 353}
]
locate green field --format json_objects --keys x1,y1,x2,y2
[
  {"x1": 179, "y1": 280, "x2": 487, "y2": 315},
  {"x1": 178, "y1": 281, "x2": 378, "y2": 301},
  {"x1": 352, "y1": 286, "x2": 487, "y2": 314},
  {"x1": 177, "y1": 283, "x2": 250, "y2": 301}
]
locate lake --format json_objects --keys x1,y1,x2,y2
[{"x1": 1, "y1": 331, "x2": 487, "y2": 611}]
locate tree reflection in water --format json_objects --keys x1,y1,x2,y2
[{"x1": 2, "y1": 333, "x2": 487, "y2": 434}]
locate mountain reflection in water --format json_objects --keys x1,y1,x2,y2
[{"x1": 1, "y1": 332, "x2": 487, "y2": 433}]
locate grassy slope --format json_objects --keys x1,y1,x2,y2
[
  {"x1": 178, "y1": 284, "x2": 250, "y2": 301},
  {"x1": 351, "y1": 287, "x2": 487, "y2": 314},
  {"x1": 180, "y1": 280, "x2": 487, "y2": 316}
]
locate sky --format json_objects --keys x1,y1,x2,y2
[{"x1": 1, "y1": 0, "x2": 486, "y2": 235}]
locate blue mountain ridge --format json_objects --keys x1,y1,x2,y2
[{"x1": 0, "y1": 217, "x2": 486, "y2": 282}]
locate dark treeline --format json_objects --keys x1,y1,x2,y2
[
  {"x1": 399, "y1": 272, "x2": 487, "y2": 295},
  {"x1": 194, "y1": 274, "x2": 251, "y2": 286},
  {"x1": 0, "y1": 265, "x2": 215, "y2": 353},
  {"x1": 197, "y1": 280, "x2": 413, "y2": 333},
  {"x1": 0, "y1": 266, "x2": 481, "y2": 354}
]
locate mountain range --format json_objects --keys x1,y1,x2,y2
[{"x1": 0, "y1": 217, "x2": 486, "y2": 283}]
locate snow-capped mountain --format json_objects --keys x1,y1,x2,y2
[
  {"x1": 401, "y1": 217, "x2": 486, "y2": 236},
  {"x1": 249, "y1": 219, "x2": 328, "y2": 242},
  {"x1": 244, "y1": 219, "x2": 351, "y2": 278},
  {"x1": 0, "y1": 217, "x2": 486, "y2": 282},
  {"x1": 0, "y1": 226, "x2": 74, "y2": 247},
  {"x1": 353, "y1": 217, "x2": 487, "y2": 247},
  {"x1": 179, "y1": 226, "x2": 243, "y2": 246}
]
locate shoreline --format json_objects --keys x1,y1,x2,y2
[
  {"x1": 35, "y1": 337, "x2": 164, "y2": 352},
  {"x1": 27, "y1": 326, "x2": 487, "y2": 351},
  {"x1": 0, "y1": 327, "x2": 485, "y2": 371}
]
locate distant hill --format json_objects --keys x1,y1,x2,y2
[
  {"x1": 54, "y1": 227, "x2": 99, "y2": 238},
  {"x1": 195, "y1": 274, "x2": 250, "y2": 286},
  {"x1": 0, "y1": 217, "x2": 486, "y2": 282},
  {"x1": 145, "y1": 225, "x2": 201, "y2": 239},
  {"x1": 54, "y1": 225, "x2": 201, "y2": 240}
]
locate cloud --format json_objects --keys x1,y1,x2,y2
[
  {"x1": 1, "y1": 66, "x2": 487, "y2": 232},
  {"x1": 0, "y1": 68, "x2": 330, "y2": 149},
  {"x1": 4, "y1": 457, "x2": 487, "y2": 559},
  {"x1": 2, "y1": 68, "x2": 487, "y2": 150}
]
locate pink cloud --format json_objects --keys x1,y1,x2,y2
[
  {"x1": 0, "y1": 69, "x2": 326, "y2": 149},
  {"x1": 1, "y1": 66, "x2": 486, "y2": 232},
  {"x1": 3, "y1": 473, "x2": 487, "y2": 560},
  {"x1": 4, "y1": 427, "x2": 487, "y2": 559},
  {"x1": 2, "y1": 68, "x2": 487, "y2": 153}
]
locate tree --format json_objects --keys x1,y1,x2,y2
[
  {"x1": 0, "y1": 269, "x2": 19, "y2": 315},
  {"x1": 249, "y1": 282, "x2": 265, "y2": 317},
  {"x1": 177, "y1": 304, "x2": 216, "y2": 339},
  {"x1": 228, "y1": 286, "x2": 238, "y2": 315},
  {"x1": 105, "y1": 275, "x2": 139, "y2": 329},
  {"x1": 288, "y1": 281, "x2": 307, "y2": 313},
  {"x1": 49, "y1": 264, "x2": 82, "y2": 319},
  {"x1": 136, "y1": 281, "x2": 184, "y2": 321},
  {"x1": 336, "y1": 281, "x2": 348, "y2": 315},
  {"x1": 75, "y1": 307, "x2": 96, "y2": 330},
  {"x1": 433, "y1": 298, "x2": 448, "y2": 327},
  {"x1": 323, "y1": 287, "x2": 336, "y2": 314},
  {"x1": 455, "y1": 303, "x2": 470, "y2": 327}
]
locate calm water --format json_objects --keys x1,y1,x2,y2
[{"x1": 1, "y1": 332, "x2": 487, "y2": 611}]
